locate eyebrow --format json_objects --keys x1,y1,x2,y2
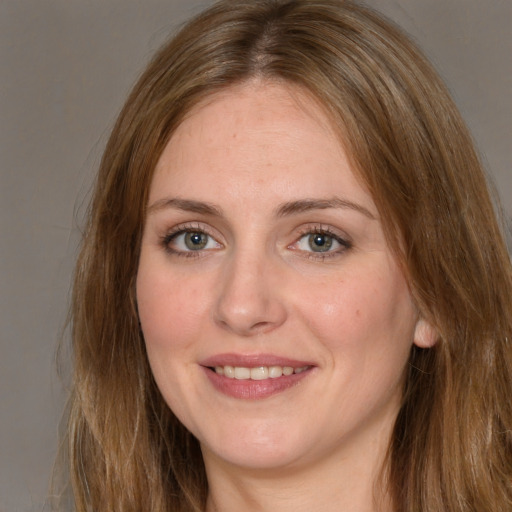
[
  {"x1": 276, "y1": 198, "x2": 376, "y2": 220},
  {"x1": 147, "y1": 196, "x2": 376, "y2": 220},
  {"x1": 147, "y1": 198, "x2": 224, "y2": 216}
]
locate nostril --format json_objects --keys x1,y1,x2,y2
[{"x1": 251, "y1": 321, "x2": 273, "y2": 332}]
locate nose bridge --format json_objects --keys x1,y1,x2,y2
[{"x1": 213, "y1": 242, "x2": 287, "y2": 336}]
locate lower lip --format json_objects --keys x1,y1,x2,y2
[{"x1": 202, "y1": 367, "x2": 313, "y2": 400}]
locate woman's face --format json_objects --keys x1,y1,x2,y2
[{"x1": 137, "y1": 82, "x2": 429, "y2": 473}]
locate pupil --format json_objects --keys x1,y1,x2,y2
[
  {"x1": 309, "y1": 233, "x2": 332, "y2": 252},
  {"x1": 185, "y1": 232, "x2": 207, "y2": 250}
]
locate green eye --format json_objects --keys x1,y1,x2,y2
[
  {"x1": 165, "y1": 229, "x2": 220, "y2": 254},
  {"x1": 292, "y1": 229, "x2": 350, "y2": 257},
  {"x1": 184, "y1": 232, "x2": 209, "y2": 250},
  {"x1": 308, "y1": 233, "x2": 333, "y2": 252}
]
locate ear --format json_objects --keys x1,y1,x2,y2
[{"x1": 413, "y1": 317, "x2": 438, "y2": 348}]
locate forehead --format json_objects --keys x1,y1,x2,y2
[
  {"x1": 165, "y1": 81, "x2": 340, "y2": 154},
  {"x1": 148, "y1": 80, "x2": 375, "y2": 217}
]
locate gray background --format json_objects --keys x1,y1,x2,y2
[{"x1": 1, "y1": 1, "x2": 510, "y2": 510}]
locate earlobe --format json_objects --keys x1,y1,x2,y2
[{"x1": 413, "y1": 317, "x2": 438, "y2": 348}]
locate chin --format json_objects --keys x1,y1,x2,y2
[{"x1": 199, "y1": 419, "x2": 309, "y2": 471}]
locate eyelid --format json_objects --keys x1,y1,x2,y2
[
  {"x1": 160, "y1": 222, "x2": 223, "y2": 257},
  {"x1": 289, "y1": 224, "x2": 352, "y2": 259},
  {"x1": 159, "y1": 221, "x2": 351, "y2": 260}
]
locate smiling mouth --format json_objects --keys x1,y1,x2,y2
[
  {"x1": 203, "y1": 362, "x2": 314, "y2": 399},
  {"x1": 211, "y1": 365, "x2": 311, "y2": 380}
]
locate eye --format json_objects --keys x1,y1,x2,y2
[
  {"x1": 164, "y1": 229, "x2": 221, "y2": 254},
  {"x1": 291, "y1": 228, "x2": 351, "y2": 257},
  {"x1": 302, "y1": 233, "x2": 336, "y2": 252}
]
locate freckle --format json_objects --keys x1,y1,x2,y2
[{"x1": 356, "y1": 309, "x2": 361, "y2": 317}]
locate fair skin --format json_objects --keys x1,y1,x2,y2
[{"x1": 137, "y1": 81, "x2": 435, "y2": 512}]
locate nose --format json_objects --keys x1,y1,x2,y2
[{"x1": 213, "y1": 249, "x2": 287, "y2": 336}]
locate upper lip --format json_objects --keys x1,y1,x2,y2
[{"x1": 200, "y1": 353, "x2": 315, "y2": 368}]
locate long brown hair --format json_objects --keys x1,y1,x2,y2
[{"x1": 62, "y1": 1, "x2": 512, "y2": 510}]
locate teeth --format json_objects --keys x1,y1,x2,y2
[
  {"x1": 250, "y1": 366, "x2": 268, "y2": 380},
  {"x1": 234, "y1": 367, "x2": 251, "y2": 380},
  {"x1": 213, "y1": 365, "x2": 309, "y2": 380},
  {"x1": 224, "y1": 365, "x2": 235, "y2": 378},
  {"x1": 268, "y1": 366, "x2": 283, "y2": 378}
]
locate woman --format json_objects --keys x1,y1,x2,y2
[{"x1": 64, "y1": 1, "x2": 512, "y2": 510}]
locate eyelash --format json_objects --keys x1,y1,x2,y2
[
  {"x1": 293, "y1": 225, "x2": 352, "y2": 261},
  {"x1": 160, "y1": 223, "x2": 219, "y2": 259},
  {"x1": 160, "y1": 223, "x2": 352, "y2": 260}
]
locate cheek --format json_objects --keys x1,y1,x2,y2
[
  {"x1": 296, "y1": 265, "x2": 416, "y2": 358},
  {"x1": 136, "y1": 261, "x2": 209, "y2": 353},
  {"x1": 136, "y1": 262, "x2": 210, "y2": 415}
]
